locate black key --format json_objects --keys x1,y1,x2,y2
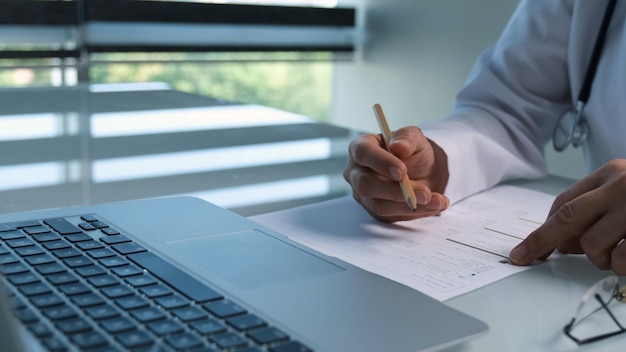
[
  {"x1": 35, "y1": 263, "x2": 66, "y2": 275},
  {"x1": 88, "y1": 275, "x2": 120, "y2": 288},
  {"x1": 204, "y1": 300, "x2": 246, "y2": 318},
  {"x1": 70, "y1": 331, "x2": 108, "y2": 349},
  {"x1": 33, "y1": 232, "x2": 62, "y2": 242},
  {"x1": 238, "y1": 347, "x2": 264, "y2": 352},
  {"x1": 100, "y1": 235, "x2": 130, "y2": 245},
  {"x1": 90, "y1": 221, "x2": 109, "y2": 229},
  {"x1": 15, "y1": 245, "x2": 44, "y2": 257},
  {"x1": 115, "y1": 330, "x2": 153, "y2": 349},
  {"x1": 165, "y1": 332, "x2": 203, "y2": 350},
  {"x1": 190, "y1": 318, "x2": 226, "y2": 335},
  {"x1": 42, "y1": 336, "x2": 68, "y2": 352},
  {"x1": 56, "y1": 317, "x2": 92, "y2": 334},
  {"x1": 24, "y1": 226, "x2": 51, "y2": 235},
  {"x1": 0, "y1": 262, "x2": 29, "y2": 275},
  {"x1": 6, "y1": 237, "x2": 35, "y2": 248},
  {"x1": 99, "y1": 256, "x2": 128, "y2": 268},
  {"x1": 130, "y1": 307, "x2": 166, "y2": 323},
  {"x1": 67, "y1": 233, "x2": 94, "y2": 243},
  {"x1": 128, "y1": 252, "x2": 223, "y2": 303},
  {"x1": 115, "y1": 295, "x2": 149, "y2": 310},
  {"x1": 58, "y1": 282, "x2": 91, "y2": 296},
  {"x1": 79, "y1": 222, "x2": 97, "y2": 231},
  {"x1": 209, "y1": 332, "x2": 247, "y2": 350},
  {"x1": 171, "y1": 306, "x2": 206, "y2": 322},
  {"x1": 52, "y1": 247, "x2": 82, "y2": 259},
  {"x1": 18, "y1": 282, "x2": 52, "y2": 296},
  {"x1": 85, "y1": 304, "x2": 120, "y2": 320},
  {"x1": 44, "y1": 218, "x2": 82, "y2": 235},
  {"x1": 8, "y1": 272, "x2": 40, "y2": 286},
  {"x1": 248, "y1": 327, "x2": 290, "y2": 345},
  {"x1": 0, "y1": 231, "x2": 25, "y2": 240},
  {"x1": 112, "y1": 242, "x2": 146, "y2": 255},
  {"x1": 86, "y1": 248, "x2": 116, "y2": 259},
  {"x1": 76, "y1": 265, "x2": 107, "y2": 277},
  {"x1": 101, "y1": 228, "x2": 120, "y2": 236},
  {"x1": 155, "y1": 294, "x2": 189, "y2": 310},
  {"x1": 81, "y1": 215, "x2": 99, "y2": 222},
  {"x1": 25, "y1": 253, "x2": 55, "y2": 265},
  {"x1": 0, "y1": 254, "x2": 19, "y2": 265},
  {"x1": 227, "y1": 313, "x2": 266, "y2": 331},
  {"x1": 75, "y1": 240, "x2": 104, "y2": 250},
  {"x1": 124, "y1": 274, "x2": 156, "y2": 287},
  {"x1": 28, "y1": 322, "x2": 54, "y2": 338},
  {"x1": 43, "y1": 305, "x2": 78, "y2": 321},
  {"x1": 71, "y1": 293, "x2": 105, "y2": 307},
  {"x1": 111, "y1": 265, "x2": 143, "y2": 278},
  {"x1": 0, "y1": 220, "x2": 41, "y2": 232},
  {"x1": 64, "y1": 256, "x2": 94, "y2": 268},
  {"x1": 101, "y1": 285, "x2": 133, "y2": 299},
  {"x1": 0, "y1": 223, "x2": 17, "y2": 232},
  {"x1": 269, "y1": 341, "x2": 313, "y2": 352},
  {"x1": 147, "y1": 319, "x2": 184, "y2": 336},
  {"x1": 100, "y1": 316, "x2": 135, "y2": 334},
  {"x1": 138, "y1": 284, "x2": 172, "y2": 298},
  {"x1": 47, "y1": 272, "x2": 79, "y2": 285},
  {"x1": 43, "y1": 240, "x2": 71, "y2": 250},
  {"x1": 30, "y1": 294, "x2": 64, "y2": 308},
  {"x1": 15, "y1": 308, "x2": 38, "y2": 323}
]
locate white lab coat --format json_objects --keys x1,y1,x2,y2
[{"x1": 421, "y1": 0, "x2": 626, "y2": 204}]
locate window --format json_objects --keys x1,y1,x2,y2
[{"x1": 0, "y1": 0, "x2": 356, "y2": 121}]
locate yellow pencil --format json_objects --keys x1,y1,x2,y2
[{"x1": 373, "y1": 103, "x2": 418, "y2": 212}]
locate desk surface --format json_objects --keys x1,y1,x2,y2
[
  {"x1": 0, "y1": 84, "x2": 354, "y2": 217},
  {"x1": 1, "y1": 85, "x2": 622, "y2": 351},
  {"x1": 445, "y1": 177, "x2": 625, "y2": 352}
]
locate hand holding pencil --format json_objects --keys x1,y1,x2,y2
[{"x1": 342, "y1": 104, "x2": 450, "y2": 222}]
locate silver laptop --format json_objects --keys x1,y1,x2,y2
[{"x1": 0, "y1": 196, "x2": 487, "y2": 351}]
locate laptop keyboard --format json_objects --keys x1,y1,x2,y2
[{"x1": 0, "y1": 214, "x2": 312, "y2": 352}]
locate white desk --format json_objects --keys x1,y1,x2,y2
[
  {"x1": 0, "y1": 85, "x2": 354, "y2": 217},
  {"x1": 443, "y1": 177, "x2": 624, "y2": 352}
]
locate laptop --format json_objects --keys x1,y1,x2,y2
[{"x1": 0, "y1": 196, "x2": 488, "y2": 352}]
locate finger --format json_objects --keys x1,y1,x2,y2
[
  {"x1": 510, "y1": 191, "x2": 602, "y2": 265},
  {"x1": 578, "y1": 207, "x2": 626, "y2": 270},
  {"x1": 349, "y1": 134, "x2": 408, "y2": 182},
  {"x1": 611, "y1": 241, "x2": 626, "y2": 275},
  {"x1": 346, "y1": 164, "x2": 411, "y2": 202},
  {"x1": 347, "y1": 165, "x2": 447, "y2": 219},
  {"x1": 387, "y1": 127, "x2": 430, "y2": 159},
  {"x1": 546, "y1": 162, "x2": 617, "y2": 217}
]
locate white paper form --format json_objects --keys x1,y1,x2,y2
[{"x1": 250, "y1": 185, "x2": 557, "y2": 301}]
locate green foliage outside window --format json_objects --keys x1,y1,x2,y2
[{"x1": 89, "y1": 52, "x2": 333, "y2": 122}]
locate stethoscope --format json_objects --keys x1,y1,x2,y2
[{"x1": 553, "y1": 0, "x2": 617, "y2": 152}]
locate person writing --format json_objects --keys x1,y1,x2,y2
[{"x1": 343, "y1": 0, "x2": 626, "y2": 274}]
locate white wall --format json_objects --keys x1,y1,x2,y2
[{"x1": 333, "y1": 0, "x2": 585, "y2": 179}]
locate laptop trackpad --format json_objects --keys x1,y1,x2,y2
[{"x1": 166, "y1": 229, "x2": 344, "y2": 289}]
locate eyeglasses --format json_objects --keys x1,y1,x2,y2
[{"x1": 564, "y1": 276, "x2": 626, "y2": 345}]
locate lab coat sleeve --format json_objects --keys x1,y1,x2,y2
[{"x1": 421, "y1": 0, "x2": 576, "y2": 203}]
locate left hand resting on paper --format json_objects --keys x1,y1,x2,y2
[{"x1": 509, "y1": 159, "x2": 626, "y2": 274}]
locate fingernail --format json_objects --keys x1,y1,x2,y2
[
  {"x1": 415, "y1": 191, "x2": 428, "y2": 205},
  {"x1": 509, "y1": 245, "x2": 527, "y2": 264},
  {"x1": 425, "y1": 197, "x2": 443, "y2": 210},
  {"x1": 389, "y1": 166, "x2": 402, "y2": 181}
]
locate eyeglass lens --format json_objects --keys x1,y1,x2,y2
[{"x1": 565, "y1": 277, "x2": 626, "y2": 345}]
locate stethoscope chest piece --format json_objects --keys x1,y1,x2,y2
[{"x1": 553, "y1": 102, "x2": 589, "y2": 152}]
